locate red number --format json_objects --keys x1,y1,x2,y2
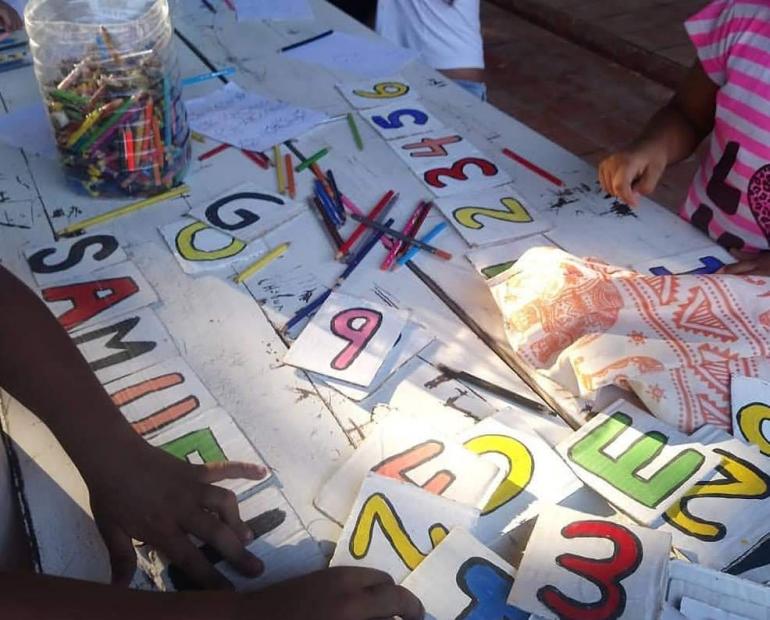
[
  {"x1": 537, "y1": 520, "x2": 643, "y2": 620},
  {"x1": 424, "y1": 158, "x2": 498, "y2": 188},
  {"x1": 373, "y1": 440, "x2": 455, "y2": 495}
]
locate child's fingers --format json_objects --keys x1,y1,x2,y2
[{"x1": 611, "y1": 166, "x2": 638, "y2": 207}]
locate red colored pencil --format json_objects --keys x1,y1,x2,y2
[
  {"x1": 336, "y1": 190, "x2": 396, "y2": 260},
  {"x1": 198, "y1": 143, "x2": 231, "y2": 161},
  {"x1": 396, "y1": 201, "x2": 432, "y2": 259},
  {"x1": 381, "y1": 200, "x2": 425, "y2": 271},
  {"x1": 502, "y1": 148, "x2": 564, "y2": 187},
  {"x1": 285, "y1": 153, "x2": 296, "y2": 199},
  {"x1": 241, "y1": 149, "x2": 269, "y2": 170}
]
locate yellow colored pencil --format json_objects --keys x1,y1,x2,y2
[
  {"x1": 233, "y1": 242, "x2": 290, "y2": 284},
  {"x1": 273, "y1": 145, "x2": 285, "y2": 195},
  {"x1": 57, "y1": 184, "x2": 189, "y2": 237}
]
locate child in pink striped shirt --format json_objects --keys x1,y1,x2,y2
[{"x1": 600, "y1": 0, "x2": 770, "y2": 276}]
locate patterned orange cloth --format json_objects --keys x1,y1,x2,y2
[{"x1": 490, "y1": 248, "x2": 770, "y2": 432}]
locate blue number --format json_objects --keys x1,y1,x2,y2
[
  {"x1": 372, "y1": 109, "x2": 429, "y2": 130},
  {"x1": 649, "y1": 256, "x2": 725, "y2": 276},
  {"x1": 457, "y1": 557, "x2": 530, "y2": 620}
]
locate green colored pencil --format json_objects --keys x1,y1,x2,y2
[
  {"x1": 295, "y1": 146, "x2": 330, "y2": 173},
  {"x1": 347, "y1": 113, "x2": 364, "y2": 151}
]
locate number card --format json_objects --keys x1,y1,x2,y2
[
  {"x1": 457, "y1": 417, "x2": 582, "y2": 546},
  {"x1": 435, "y1": 185, "x2": 551, "y2": 247},
  {"x1": 71, "y1": 307, "x2": 177, "y2": 384},
  {"x1": 337, "y1": 76, "x2": 417, "y2": 109},
  {"x1": 330, "y1": 473, "x2": 479, "y2": 582},
  {"x1": 40, "y1": 261, "x2": 158, "y2": 333},
  {"x1": 315, "y1": 412, "x2": 502, "y2": 525},
  {"x1": 105, "y1": 357, "x2": 217, "y2": 439},
  {"x1": 361, "y1": 101, "x2": 444, "y2": 140},
  {"x1": 657, "y1": 425, "x2": 770, "y2": 571},
  {"x1": 402, "y1": 528, "x2": 531, "y2": 620},
  {"x1": 631, "y1": 246, "x2": 736, "y2": 276},
  {"x1": 556, "y1": 400, "x2": 720, "y2": 525},
  {"x1": 509, "y1": 505, "x2": 671, "y2": 620},
  {"x1": 188, "y1": 183, "x2": 303, "y2": 242},
  {"x1": 467, "y1": 235, "x2": 557, "y2": 281},
  {"x1": 680, "y1": 597, "x2": 753, "y2": 620},
  {"x1": 150, "y1": 407, "x2": 271, "y2": 497},
  {"x1": 283, "y1": 292, "x2": 409, "y2": 387},
  {"x1": 730, "y1": 375, "x2": 770, "y2": 457},
  {"x1": 25, "y1": 233, "x2": 127, "y2": 287},
  {"x1": 159, "y1": 217, "x2": 270, "y2": 274},
  {"x1": 389, "y1": 129, "x2": 512, "y2": 197}
]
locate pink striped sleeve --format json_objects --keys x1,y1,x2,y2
[{"x1": 685, "y1": 0, "x2": 734, "y2": 86}]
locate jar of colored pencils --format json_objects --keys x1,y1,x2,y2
[{"x1": 25, "y1": 0, "x2": 191, "y2": 197}]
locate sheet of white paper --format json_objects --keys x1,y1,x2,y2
[
  {"x1": 0, "y1": 101, "x2": 57, "y2": 159},
  {"x1": 187, "y1": 182, "x2": 304, "y2": 242},
  {"x1": 401, "y1": 528, "x2": 530, "y2": 620},
  {"x1": 467, "y1": 235, "x2": 557, "y2": 282},
  {"x1": 186, "y1": 82, "x2": 327, "y2": 153},
  {"x1": 284, "y1": 291, "x2": 409, "y2": 387},
  {"x1": 104, "y1": 356, "x2": 218, "y2": 439},
  {"x1": 315, "y1": 411, "x2": 502, "y2": 525},
  {"x1": 337, "y1": 75, "x2": 418, "y2": 109},
  {"x1": 509, "y1": 504, "x2": 671, "y2": 620},
  {"x1": 361, "y1": 101, "x2": 444, "y2": 141},
  {"x1": 330, "y1": 473, "x2": 479, "y2": 582},
  {"x1": 730, "y1": 374, "x2": 770, "y2": 457},
  {"x1": 457, "y1": 417, "x2": 582, "y2": 545},
  {"x1": 556, "y1": 399, "x2": 721, "y2": 525},
  {"x1": 40, "y1": 261, "x2": 159, "y2": 333},
  {"x1": 681, "y1": 597, "x2": 753, "y2": 620},
  {"x1": 283, "y1": 31, "x2": 417, "y2": 79},
  {"x1": 235, "y1": 0, "x2": 313, "y2": 21},
  {"x1": 24, "y1": 233, "x2": 128, "y2": 288},
  {"x1": 159, "y1": 217, "x2": 269, "y2": 274},
  {"x1": 435, "y1": 185, "x2": 551, "y2": 247},
  {"x1": 631, "y1": 246, "x2": 737, "y2": 276},
  {"x1": 71, "y1": 307, "x2": 178, "y2": 384}
]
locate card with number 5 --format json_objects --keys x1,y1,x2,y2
[{"x1": 361, "y1": 101, "x2": 444, "y2": 140}]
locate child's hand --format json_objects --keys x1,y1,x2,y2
[
  {"x1": 0, "y1": 2, "x2": 23, "y2": 31},
  {"x1": 720, "y1": 250, "x2": 770, "y2": 276},
  {"x1": 599, "y1": 144, "x2": 667, "y2": 207}
]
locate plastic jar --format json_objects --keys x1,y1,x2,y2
[{"x1": 25, "y1": 0, "x2": 191, "y2": 198}]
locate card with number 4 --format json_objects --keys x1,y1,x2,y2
[{"x1": 337, "y1": 76, "x2": 417, "y2": 109}]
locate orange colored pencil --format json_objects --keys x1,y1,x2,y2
[{"x1": 285, "y1": 153, "x2": 296, "y2": 199}]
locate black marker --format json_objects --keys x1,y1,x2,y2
[{"x1": 280, "y1": 29, "x2": 334, "y2": 53}]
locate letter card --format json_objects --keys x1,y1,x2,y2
[
  {"x1": 467, "y1": 235, "x2": 557, "y2": 281},
  {"x1": 71, "y1": 307, "x2": 177, "y2": 384},
  {"x1": 105, "y1": 356, "x2": 217, "y2": 438},
  {"x1": 361, "y1": 101, "x2": 444, "y2": 141},
  {"x1": 556, "y1": 400, "x2": 720, "y2": 525},
  {"x1": 25, "y1": 233, "x2": 127, "y2": 287},
  {"x1": 330, "y1": 473, "x2": 480, "y2": 582},
  {"x1": 315, "y1": 411, "x2": 502, "y2": 524},
  {"x1": 40, "y1": 261, "x2": 158, "y2": 332},
  {"x1": 730, "y1": 375, "x2": 770, "y2": 457},
  {"x1": 149, "y1": 407, "x2": 271, "y2": 497},
  {"x1": 435, "y1": 185, "x2": 551, "y2": 247},
  {"x1": 337, "y1": 76, "x2": 418, "y2": 109},
  {"x1": 188, "y1": 183, "x2": 303, "y2": 242},
  {"x1": 401, "y1": 528, "x2": 532, "y2": 620},
  {"x1": 508, "y1": 505, "x2": 671, "y2": 620},
  {"x1": 284, "y1": 291, "x2": 409, "y2": 387},
  {"x1": 389, "y1": 129, "x2": 512, "y2": 198},
  {"x1": 680, "y1": 597, "x2": 753, "y2": 620},
  {"x1": 159, "y1": 217, "x2": 269, "y2": 275},
  {"x1": 656, "y1": 425, "x2": 770, "y2": 571},
  {"x1": 457, "y1": 417, "x2": 582, "y2": 546}
]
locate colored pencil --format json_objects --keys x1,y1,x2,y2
[
  {"x1": 77, "y1": 95, "x2": 136, "y2": 152},
  {"x1": 285, "y1": 154, "x2": 296, "y2": 198},
  {"x1": 502, "y1": 147, "x2": 564, "y2": 188},
  {"x1": 349, "y1": 213, "x2": 452, "y2": 261},
  {"x1": 273, "y1": 145, "x2": 285, "y2": 194},
  {"x1": 201, "y1": 0, "x2": 217, "y2": 13},
  {"x1": 397, "y1": 222, "x2": 447, "y2": 266},
  {"x1": 162, "y1": 77, "x2": 172, "y2": 146},
  {"x1": 405, "y1": 260, "x2": 577, "y2": 429},
  {"x1": 182, "y1": 67, "x2": 235, "y2": 87},
  {"x1": 341, "y1": 194, "x2": 363, "y2": 216},
  {"x1": 151, "y1": 115, "x2": 164, "y2": 184},
  {"x1": 295, "y1": 147, "x2": 330, "y2": 173},
  {"x1": 381, "y1": 201, "x2": 425, "y2": 271},
  {"x1": 233, "y1": 242, "x2": 290, "y2": 284},
  {"x1": 337, "y1": 218, "x2": 393, "y2": 284},
  {"x1": 347, "y1": 113, "x2": 364, "y2": 150},
  {"x1": 311, "y1": 197, "x2": 344, "y2": 249},
  {"x1": 242, "y1": 149, "x2": 269, "y2": 169},
  {"x1": 283, "y1": 219, "x2": 391, "y2": 332},
  {"x1": 223, "y1": 0, "x2": 235, "y2": 10},
  {"x1": 57, "y1": 185, "x2": 189, "y2": 237},
  {"x1": 325, "y1": 170, "x2": 345, "y2": 223},
  {"x1": 314, "y1": 180, "x2": 342, "y2": 226},
  {"x1": 283, "y1": 141, "x2": 330, "y2": 189},
  {"x1": 336, "y1": 190, "x2": 396, "y2": 259},
  {"x1": 396, "y1": 201, "x2": 432, "y2": 259},
  {"x1": 280, "y1": 30, "x2": 334, "y2": 53},
  {"x1": 198, "y1": 143, "x2": 230, "y2": 161},
  {"x1": 191, "y1": 131, "x2": 206, "y2": 143}
]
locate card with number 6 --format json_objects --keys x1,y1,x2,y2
[{"x1": 337, "y1": 76, "x2": 418, "y2": 109}]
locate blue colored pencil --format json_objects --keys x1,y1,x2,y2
[
  {"x1": 337, "y1": 218, "x2": 393, "y2": 283},
  {"x1": 314, "y1": 180, "x2": 342, "y2": 226},
  {"x1": 181, "y1": 67, "x2": 236, "y2": 86},
  {"x1": 326, "y1": 170, "x2": 346, "y2": 223},
  {"x1": 397, "y1": 222, "x2": 448, "y2": 266}
]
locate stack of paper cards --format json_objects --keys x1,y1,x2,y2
[{"x1": 284, "y1": 292, "x2": 409, "y2": 388}]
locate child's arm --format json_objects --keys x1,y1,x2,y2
[
  {"x1": 599, "y1": 62, "x2": 718, "y2": 206},
  {"x1": 0, "y1": 1, "x2": 22, "y2": 31}
]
